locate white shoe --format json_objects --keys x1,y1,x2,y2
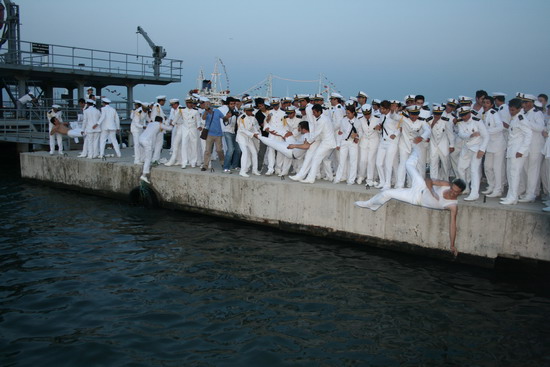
[
  {"x1": 165, "y1": 162, "x2": 173, "y2": 167},
  {"x1": 356, "y1": 178, "x2": 364, "y2": 185},
  {"x1": 300, "y1": 178, "x2": 315, "y2": 184},
  {"x1": 481, "y1": 188, "x2": 493, "y2": 195},
  {"x1": 518, "y1": 195, "x2": 536, "y2": 203},
  {"x1": 265, "y1": 170, "x2": 274, "y2": 176},
  {"x1": 252, "y1": 171, "x2": 261, "y2": 176},
  {"x1": 58, "y1": 151, "x2": 63, "y2": 155},
  {"x1": 181, "y1": 165, "x2": 187, "y2": 169},
  {"x1": 366, "y1": 180, "x2": 375, "y2": 187},
  {"x1": 500, "y1": 198, "x2": 517, "y2": 205},
  {"x1": 355, "y1": 200, "x2": 375, "y2": 210},
  {"x1": 77, "y1": 154, "x2": 86, "y2": 158},
  {"x1": 239, "y1": 172, "x2": 249, "y2": 177},
  {"x1": 289, "y1": 175, "x2": 301, "y2": 181},
  {"x1": 486, "y1": 191, "x2": 502, "y2": 198},
  {"x1": 463, "y1": 195, "x2": 479, "y2": 201},
  {"x1": 543, "y1": 207, "x2": 550, "y2": 212},
  {"x1": 462, "y1": 189, "x2": 470, "y2": 196},
  {"x1": 49, "y1": 151, "x2": 54, "y2": 155},
  {"x1": 140, "y1": 175, "x2": 150, "y2": 184},
  {"x1": 374, "y1": 183, "x2": 383, "y2": 189}
]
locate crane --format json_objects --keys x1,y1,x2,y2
[{"x1": 136, "y1": 26, "x2": 166, "y2": 78}]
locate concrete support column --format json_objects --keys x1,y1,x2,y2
[
  {"x1": 75, "y1": 81, "x2": 85, "y2": 100},
  {"x1": 126, "y1": 84, "x2": 135, "y2": 119},
  {"x1": 16, "y1": 76, "x2": 27, "y2": 98}
]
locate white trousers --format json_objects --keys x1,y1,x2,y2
[
  {"x1": 458, "y1": 149, "x2": 482, "y2": 196},
  {"x1": 181, "y1": 127, "x2": 199, "y2": 167},
  {"x1": 376, "y1": 141, "x2": 398, "y2": 189},
  {"x1": 139, "y1": 139, "x2": 154, "y2": 175},
  {"x1": 305, "y1": 144, "x2": 334, "y2": 182},
  {"x1": 100, "y1": 129, "x2": 121, "y2": 157},
  {"x1": 153, "y1": 131, "x2": 164, "y2": 162},
  {"x1": 357, "y1": 138, "x2": 379, "y2": 183},
  {"x1": 49, "y1": 133, "x2": 63, "y2": 153},
  {"x1": 357, "y1": 148, "x2": 426, "y2": 210},
  {"x1": 484, "y1": 150, "x2": 505, "y2": 193},
  {"x1": 132, "y1": 130, "x2": 143, "y2": 163},
  {"x1": 504, "y1": 155, "x2": 526, "y2": 201},
  {"x1": 429, "y1": 143, "x2": 450, "y2": 181},
  {"x1": 167, "y1": 125, "x2": 184, "y2": 166},
  {"x1": 85, "y1": 132, "x2": 100, "y2": 158},
  {"x1": 237, "y1": 137, "x2": 258, "y2": 175},
  {"x1": 334, "y1": 140, "x2": 359, "y2": 184}
]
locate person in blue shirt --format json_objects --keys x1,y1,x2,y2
[{"x1": 201, "y1": 100, "x2": 231, "y2": 170}]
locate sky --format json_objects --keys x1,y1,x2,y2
[{"x1": 10, "y1": 0, "x2": 550, "y2": 104}]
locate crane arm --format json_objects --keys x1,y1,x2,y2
[{"x1": 136, "y1": 26, "x2": 156, "y2": 51}]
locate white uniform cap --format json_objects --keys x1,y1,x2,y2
[
  {"x1": 492, "y1": 92, "x2": 507, "y2": 97},
  {"x1": 390, "y1": 99, "x2": 401, "y2": 104},
  {"x1": 271, "y1": 97, "x2": 280, "y2": 104},
  {"x1": 458, "y1": 96, "x2": 473, "y2": 104},
  {"x1": 51, "y1": 104, "x2": 61, "y2": 109},
  {"x1": 169, "y1": 98, "x2": 179, "y2": 104},
  {"x1": 102, "y1": 97, "x2": 111, "y2": 103},
  {"x1": 535, "y1": 100, "x2": 543, "y2": 108},
  {"x1": 523, "y1": 94, "x2": 536, "y2": 102},
  {"x1": 156, "y1": 95, "x2": 166, "y2": 100},
  {"x1": 330, "y1": 92, "x2": 344, "y2": 99},
  {"x1": 350, "y1": 97, "x2": 358, "y2": 102},
  {"x1": 133, "y1": 100, "x2": 142, "y2": 104},
  {"x1": 86, "y1": 99, "x2": 95, "y2": 104},
  {"x1": 345, "y1": 100, "x2": 355, "y2": 106},
  {"x1": 405, "y1": 94, "x2": 416, "y2": 101},
  {"x1": 243, "y1": 104, "x2": 254, "y2": 110},
  {"x1": 361, "y1": 104, "x2": 372, "y2": 112},
  {"x1": 446, "y1": 98, "x2": 459, "y2": 106},
  {"x1": 458, "y1": 106, "x2": 472, "y2": 115},
  {"x1": 220, "y1": 96, "x2": 227, "y2": 102},
  {"x1": 185, "y1": 96, "x2": 195, "y2": 103},
  {"x1": 372, "y1": 99, "x2": 381, "y2": 104},
  {"x1": 199, "y1": 96, "x2": 210, "y2": 103},
  {"x1": 312, "y1": 93, "x2": 324, "y2": 100},
  {"x1": 285, "y1": 106, "x2": 297, "y2": 113},
  {"x1": 142, "y1": 102, "x2": 151, "y2": 107},
  {"x1": 433, "y1": 105, "x2": 445, "y2": 113},
  {"x1": 356, "y1": 91, "x2": 369, "y2": 99}
]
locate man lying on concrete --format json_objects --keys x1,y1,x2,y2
[
  {"x1": 355, "y1": 146, "x2": 466, "y2": 257},
  {"x1": 49, "y1": 116, "x2": 84, "y2": 138},
  {"x1": 253, "y1": 120, "x2": 311, "y2": 160}
]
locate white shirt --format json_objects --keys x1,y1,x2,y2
[
  {"x1": 457, "y1": 116, "x2": 489, "y2": 152},
  {"x1": 98, "y1": 105, "x2": 120, "y2": 131}
]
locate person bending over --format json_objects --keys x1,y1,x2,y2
[{"x1": 355, "y1": 146, "x2": 466, "y2": 256}]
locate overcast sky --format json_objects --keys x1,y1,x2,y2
[{"x1": 12, "y1": 0, "x2": 550, "y2": 104}]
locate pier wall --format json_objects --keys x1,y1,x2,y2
[{"x1": 20, "y1": 153, "x2": 550, "y2": 268}]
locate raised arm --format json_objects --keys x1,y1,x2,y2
[{"x1": 448, "y1": 205, "x2": 458, "y2": 257}]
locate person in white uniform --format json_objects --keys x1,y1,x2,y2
[
  {"x1": 456, "y1": 106, "x2": 489, "y2": 201},
  {"x1": 356, "y1": 104, "x2": 381, "y2": 186},
  {"x1": 97, "y1": 98, "x2": 121, "y2": 158},
  {"x1": 236, "y1": 104, "x2": 261, "y2": 177},
  {"x1": 150, "y1": 95, "x2": 167, "y2": 163},
  {"x1": 178, "y1": 97, "x2": 201, "y2": 168},
  {"x1": 375, "y1": 100, "x2": 401, "y2": 190},
  {"x1": 130, "y1": 101, "x2": 146, "y2": 164},
  {"x1": 541, "y1": 120, "x2": 550, "y2": 212},
  {"x1": 393, "y1": 105, "x2": 431, "y2": 188},
  {"x1": 500, "y1": 98, "x2": 533, "y2": 205},
  {"x1": 83, "y1": 99, "x2": 101, "y2": 159},
  {"x1": 428, "y1": 105, "x2": 454, "y2": 180},
  {"x1": 480, "y1": 96, "x2": 506, "y2": 198},
  {"x1": 334, "y1": 106, "x2": 361, "y2": 185},
  {"x1": 47, "y1": 105, "x2": 64, "y2": 155},
  {"x1": 165, "y1": 99, "x2": 186, "y2": 167},
  {"x1": 264, "y1": 98, "x2": 287, "y2": 175},
  {"x1": 355, "y1": 146, "x2": 466, "y2": 256},
  {"x1": 255, "y1": 120, "x2": 311, "y2": 161},
  {"x1": 518, "y1": 93, "x2": 546, "y2": 202},
  {"x1": 139, "y1": 116, "x2": 173, "y2": 183}
]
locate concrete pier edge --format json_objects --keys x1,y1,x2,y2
[{"x1": 19, "y1": 151, "x2": 550, "y2": 271}]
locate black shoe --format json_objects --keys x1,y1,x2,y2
[{"x1": 201, "y1": 167, "x2": 207, "y2": 171}]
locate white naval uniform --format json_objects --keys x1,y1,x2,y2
[
  {"x1": 291, "y1": 114, "x2": 336, "y2": 183},
  {"x1": 375, "y1": 113, "x2": 401, "y2": 190},
  {"x1": 334, "y1": 116, "x2": 360, "y2": 184},
  {"x1": 165, "y1": 106, "x2": 186, "y2": 166},
  {"x1": 179, "y1": 107, "x2": 201, "y2": 168},
  {"x1": 83, "y1": 106, "x2": 101, "y2": 158},
  {"x1": 98, "y1": 104, "x2": 121, "y2": 157},
  {"x1": 139, "y1": 121, "x2": 172, "y2": 175},
  {"x1": 150, "y1": 102, "x2": 167, "y2": 162},
  {"x1": 282, "y1": 115, "x2": 303, "y2": 175},
  {"x1": 457, "y1": 116, "x2": 489, "y2": 199},
  {"x1": 357, "y1": 115, "x2": 381, "y2": 185},
  {"x1": 236, "y1": 114, "x2": 260, "y2": 176},
  {"x1": 47, "y1": 110, "x2": 63, "y2": 154},
  {"x1": 265, "y1": 108, "x2": 287, "y2": 175},
  {"x1": 521, "y1": 108, "x2": 546, "y2": 200},
  {"x1": 446, "y1": 111, "x2": 462, "y2": 178},
  {"x1": 429, "y1": 115, "x2": 454, "y2": 180},
  {"x1": 481, "y1": 108, "x2": 506, "y2": 195},
  {"x1": 501, "y1": 112, "x2": 532, "y2": 203},
  {"x1": 356, "y1": 147, "x2": 458, "y2": 211},
  {"x1": 130, "y1": 107, "x2": 147, "y2": 164},
  {"x1": 393, "y1": 113, "x2": 431, "y2": 188}
]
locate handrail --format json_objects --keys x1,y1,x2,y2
[{"x1": 0, "y1": 39, "x2": 183, "y2": 80}]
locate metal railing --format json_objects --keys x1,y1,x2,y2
[
  {"x1": 0, "y1": 102, "x2": 133, "y2": 147},
  {"x1": 0, "y1": 40, "x2": 183, "y2": 81}
]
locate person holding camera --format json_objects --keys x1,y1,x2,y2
[
  {"x1": 200, "y1": 99, "x2": 228, "y2": 171},
  {"x1": 220, "y1": 97, "x2": 242, "y2": 173}
]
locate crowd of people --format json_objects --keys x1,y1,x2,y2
[{"x1": 47, "y1": 89, "x2": 550, "y2": 213}]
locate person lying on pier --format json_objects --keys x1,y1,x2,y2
[
  {"x1": 253, "y1": 120, "x2": 311, "y2": 160},
  {"x1": 355, "y1": 146, "x2": 466, "y2": 257},
  {"x1": 49, "y1": 116, "x2": 84, "y2": 138}
]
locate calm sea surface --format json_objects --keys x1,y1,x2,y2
[{"x1": 1, "y1": 155, "x2": 549, "y2": 367}]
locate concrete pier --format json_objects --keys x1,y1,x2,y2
[{"x1": 20, "y1": 150, "x2": 550, "y2": 268}]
